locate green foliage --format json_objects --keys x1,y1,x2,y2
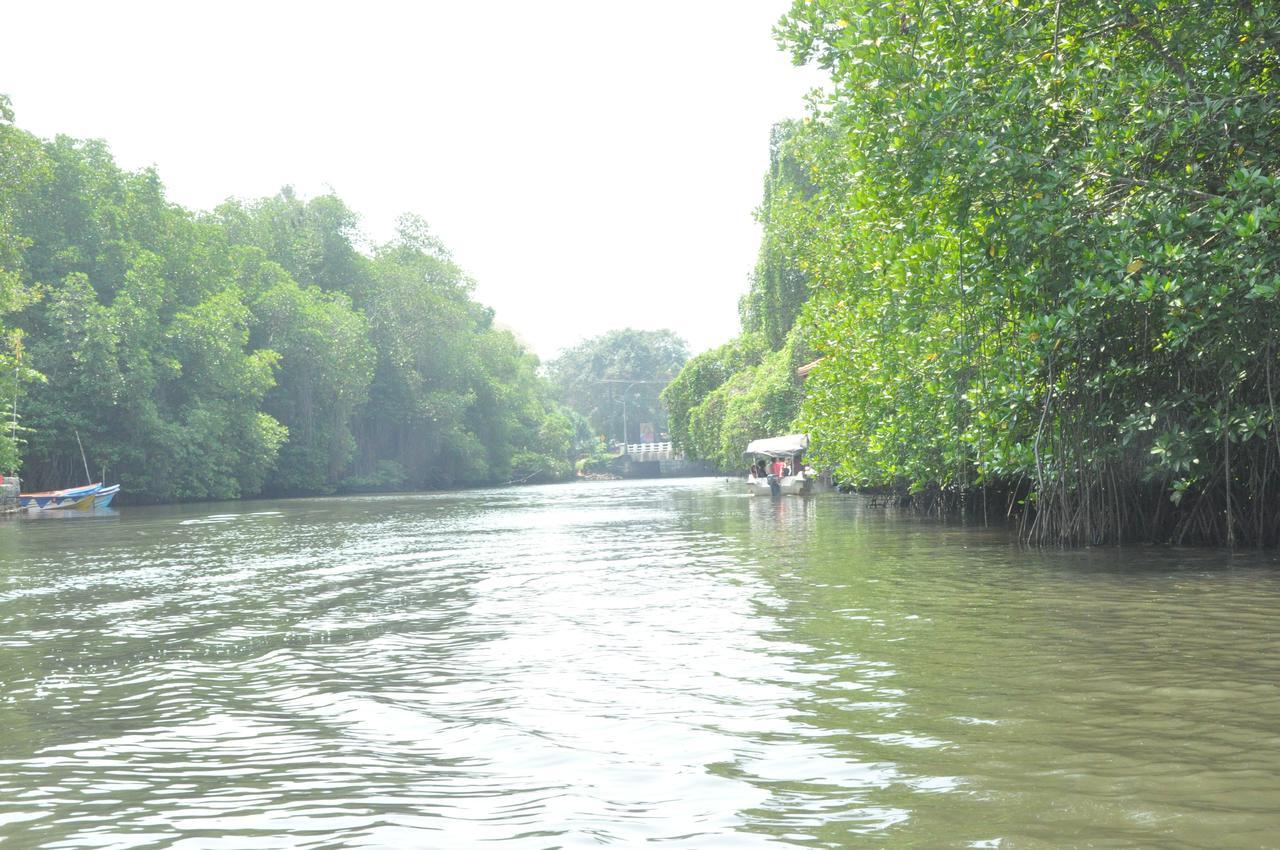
[
  {"x1": 214, "y1": 190, "x2": 365, "y2": 295},
  {"x1": 0, "y1": 103, "x2": 574, "y2": 500},
  {"x1": 739, "y1": 122, "x2": 816, "y2": 349},
  {"x1": 0, "y1": 95, "x2": 47, "y2": 473},
  {"x1": 676, "y1": 331, "x2": 807, "y2": 470},
  {"x1": 547, "y1": 328, "x2": 689, "y2": 444},
  {"x1": 718, "y1": 342, "x2": 807, "y2": 468},
  {"x1": 773, "y1": 0, "x2": 1280, "y2": 544},
  {"x1": 340, "y1": 459, "x2": 407, "y2": 492},
  {"x1": 237, "y1": 248, "x2": 374, "y2": 494},
  {"x1": 662, "y1": 332, "x2": 770, "y2": 454}
]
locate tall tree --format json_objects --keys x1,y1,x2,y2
[
  {"x1": 237, "y1": 248, "x2": 374, "y2": 494},
  {"x1": 547, "y1": 329, "x2": 688, "y2": 444},
  {"x1": 739, "y1": 121, "x2": 816, "y2": 350},
  {"x1": 0, "y1": 95, "x2": 45, "y2": 475}
]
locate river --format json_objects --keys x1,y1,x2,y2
[{"x1": 1, "y1": 478, "x2": 1278, "y2": 849}]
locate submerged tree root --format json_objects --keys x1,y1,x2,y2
[{"x1": 855, "y1": 462, "x2": 1280, "y2": 549}]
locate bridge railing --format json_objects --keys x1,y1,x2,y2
[{"x1": 623, "y1": 441, "x2": 675, "y2": 459}]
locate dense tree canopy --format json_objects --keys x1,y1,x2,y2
[
  {"x1": 0, "y1": 96, "x2": 45, "y2": 474},
  {"x1": 768, "y1": 0, "x2": 1280, "y2": 545},
  {"x1": 547, "y1": 329, "x2": 688, "y2": 445},
  {"x1": 738, "y1": 121, "x2": 817, "y2": 350},
  {"x1": 0, "y1": 107, "x2": 574, "y2": 499}
]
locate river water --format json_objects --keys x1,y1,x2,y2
[{"x1": 1, "y1": 479, "x2": 1278, "y2": 849}]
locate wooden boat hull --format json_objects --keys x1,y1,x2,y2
[
  {"x1": 24, "y1": 491, "x2": 98, "y2": 511},
  {"x1": 19, "y1": 483, "x2": 102, "y2": 511}
]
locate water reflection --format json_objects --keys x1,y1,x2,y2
[
  {"x1": 0, "y1": 480, "x2": 1278, "y2": 848},
  {"x1": 16, "y1": 506, "x2": 121, "y2": 521}
]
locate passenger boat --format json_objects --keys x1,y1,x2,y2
[
  {"x1": 744, "y1": 434, "x2": 813, "y2": 497},
  {"x1": 20, "y1": 482, "x2": 104, "y2": 511}
]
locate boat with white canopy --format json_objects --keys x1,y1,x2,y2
[{"x1": 744, "y1": 434, "x2": 812, "y2": 496}]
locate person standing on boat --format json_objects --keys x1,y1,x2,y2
[{"x1": 765, "y1": 456, "x2": 783, "y2": 497}]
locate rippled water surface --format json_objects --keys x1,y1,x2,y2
[{"x1": 2, "y1": 479, "x2": 1279, "y2": 849}]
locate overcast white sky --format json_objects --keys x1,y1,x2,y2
[{"x1": 2, "y1": 1, "x2": 823, "y2": 361}]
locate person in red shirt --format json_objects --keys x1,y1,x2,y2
[{"x1": 770, "y1": 457, "x2": 785, "y2": 477}]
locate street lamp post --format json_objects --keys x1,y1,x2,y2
[
  {"x1": 596, "y1": 377, "x2": 670, "y2": 449},
  {"x1": 621, "y1": 390, "x2": 629, "y2": 447}
]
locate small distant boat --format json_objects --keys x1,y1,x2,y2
[
  {"x1": 744, "y1": 434, "x2": 813, "y2": 497},
  {"x1": 19, "y1": 482, "x2": 115, "y2": 511}
]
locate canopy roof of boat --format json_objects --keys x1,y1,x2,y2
[{"x1": 743, "y1": 434, "x2": 809, "y2": 458}]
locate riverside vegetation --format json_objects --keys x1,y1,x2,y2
[
  {"x1": 6, "y1": 2, "x2": 1280, "y2": 542},
  {"x1": 0, "y1": 95, "x2": 576, "y2": 500},
  {"x1": 665, "y1": 1, "x2": 1280, "y2": 547}
]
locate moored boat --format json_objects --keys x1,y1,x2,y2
[
  {"x1": 20, "y1": 482, "x2": 102, "y2": 511},
  {"x1": 93, "y1": 484, "x2": 121, "y2": 508}
]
